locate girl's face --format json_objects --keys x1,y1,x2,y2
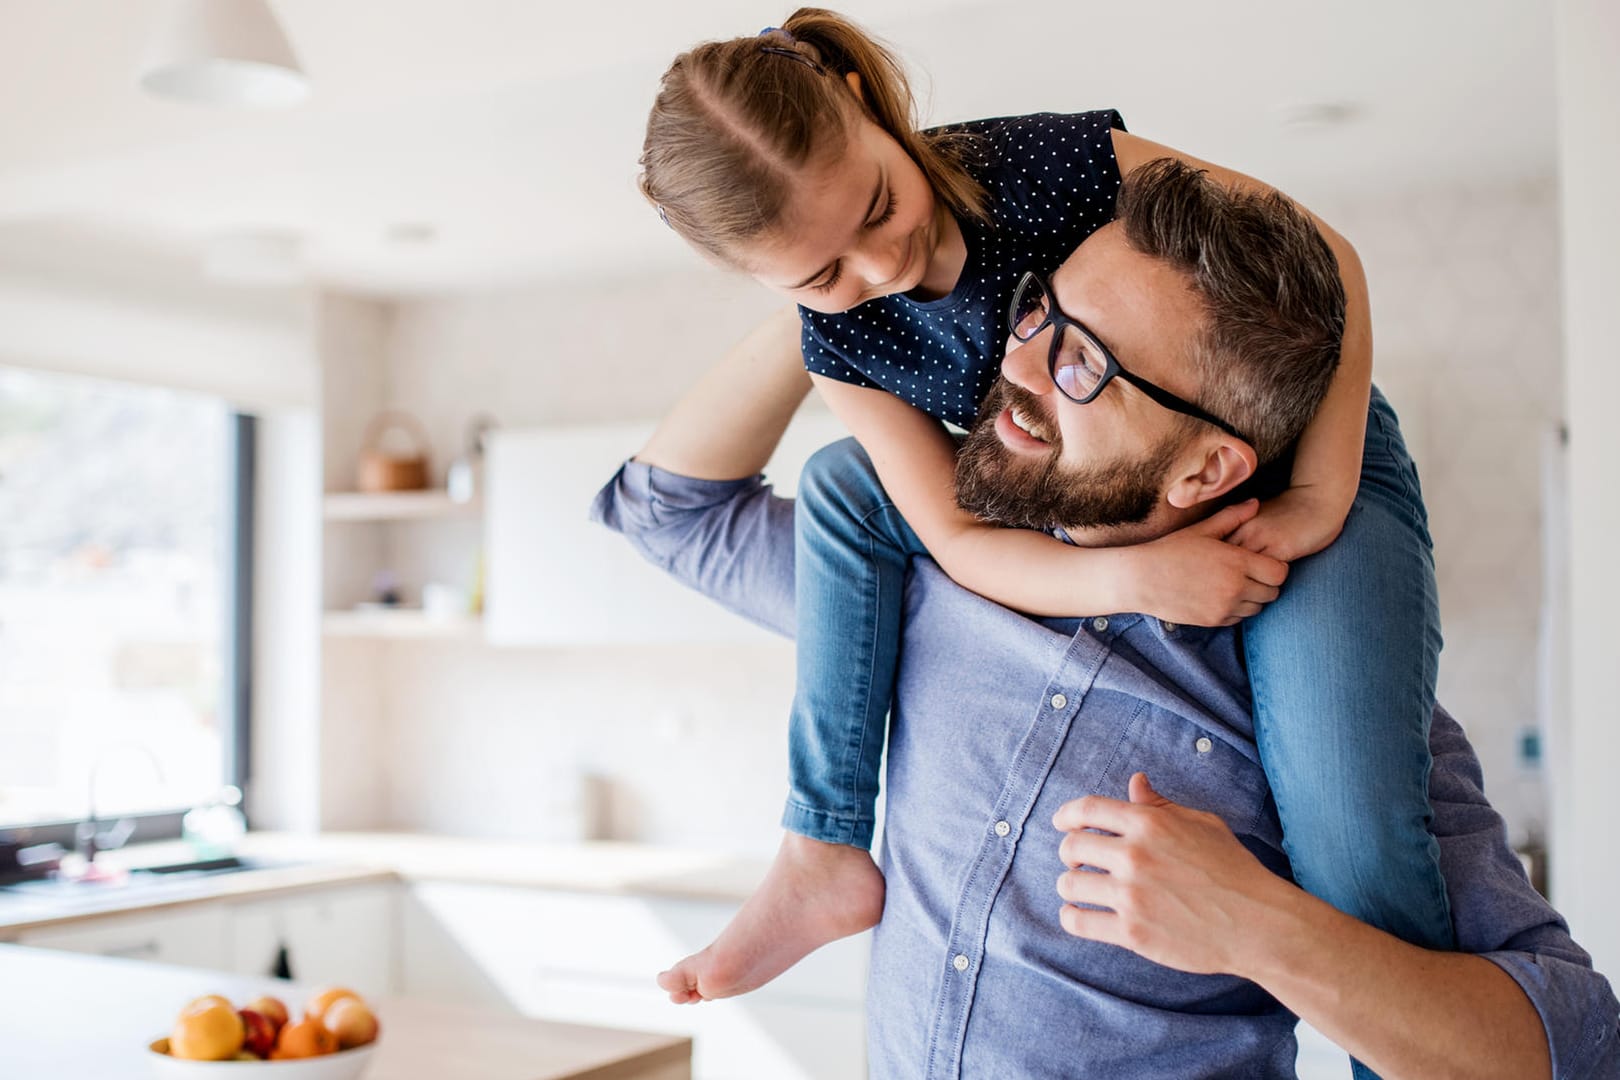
[{"x1": 742, "y1": 112, "x2": 943, "y2": 314}]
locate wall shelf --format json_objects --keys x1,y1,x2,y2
[
  {"x1": 323, "y1": 490, "x2": 482, "y2": 523},
  {"x1": 322, "y1": 609, "x2": 483, "y2": 641}
]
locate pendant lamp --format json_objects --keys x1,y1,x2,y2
[{"x1": 138, "y1": 0, "x2": 309, "y2": 107}]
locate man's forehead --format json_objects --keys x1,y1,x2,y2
[
  {"x1": 1049, "y1": 224, "x2": 1132, "y2": 338},
  {"x1": 1048, "y1": 224, "x2": 1202, "y2": 366}
]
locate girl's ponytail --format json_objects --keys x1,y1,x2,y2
[
  {"x1": 640, "y1": 8, "x2": 987, "y2": 266},
  {"x1": 781, "y1": 8, "x2": 988, "y2": 224}
]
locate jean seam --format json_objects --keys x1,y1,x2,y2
[
  {"x1": 1368, "y1": 404, "x2": 1421, "y2": 509},
  {"x1": 839, "y1": 513, "x2": 888, "y2": 828}
]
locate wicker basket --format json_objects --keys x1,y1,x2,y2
[{"x1": 357, "y1": 411, "x2": 431, "y2": 492}]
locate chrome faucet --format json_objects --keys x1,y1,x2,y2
[{"x1": 76, "y1": 743, "x2": 167, "y2": 866}]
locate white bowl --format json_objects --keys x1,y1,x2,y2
[{"x1": 148, "y1": 1038, "x2": 376, "y2": 1079}]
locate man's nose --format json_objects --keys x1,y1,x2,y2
[{"x1": 1001, "y1": 333, "x2": 1055, "y2": 396}]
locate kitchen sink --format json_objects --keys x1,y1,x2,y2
[
  {"x1": 0, "y1": 855, "x2": 296, "y2": 903},
  {"x1": 138, "y1": 855, "x2": 264, "y2": 876}
]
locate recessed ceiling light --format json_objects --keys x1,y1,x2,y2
[
  {"x1": 1274, "y1": 101, "x2": 1361, "y2": 130},
  {"x1": 138, "y1": 0, "x2": 309, "y2": 108},
  {"x1": 385, "y1": 223, "x2": 439, "y2": 246}
]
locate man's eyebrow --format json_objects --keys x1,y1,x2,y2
[{"x1": 783, "y1": 168, "x2": 888, "y2": 291}]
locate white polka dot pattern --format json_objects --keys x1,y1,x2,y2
[{"x1": 800, "y1": 110, "x2": 1126, "y2": 428}]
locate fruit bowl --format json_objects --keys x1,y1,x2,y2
[{"x1": 148, "y1": 1038, "x2": 376, "y2": 1079}]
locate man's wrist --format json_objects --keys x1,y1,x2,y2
[{"x1": 1222, "y1": 872, "x2": 1325, "y2": 985}]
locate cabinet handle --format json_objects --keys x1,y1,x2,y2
[{"x1": 103, "y1": 939, "x2": 161, "y2": 958}]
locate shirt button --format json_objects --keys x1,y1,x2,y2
[
  {"x1": 1092, "y1": 616, "x2": 1110, "y2": 632},
  {"x1": 953, "y1": 954, "x2": 970, "y2": 972},
  {"x1": 994, "y1": 820, "x2": 1011, "y2": 837},
  {"x1": 1195, "y1": 736, "x2": 1213, "y2": 754},
  {"x1": 1050, "y1": 693, "x2": 1068, "y2": 710}
]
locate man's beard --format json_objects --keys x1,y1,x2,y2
[{"x1": 954, "y1": 378, "x2": 1183, "y2": 531}]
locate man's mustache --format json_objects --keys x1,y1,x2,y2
[{"x1": 988, "y1": 378, "x2": 1061, "y2": 452}]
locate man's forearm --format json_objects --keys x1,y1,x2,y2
[
  {"x1": 1239, "y1": 882, "x2": 1550, "y2": 1080},
  {"x1": 1054, "y1": 782, "x2": 1555, "y2": 1080}
]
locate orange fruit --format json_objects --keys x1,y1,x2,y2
[
  {"x1": 303, "y1": 987, "x2": 361, "y2": 1024},
  {"x1": 323, "y1": 997, "x2": 380, "y2": 1049},
  {"x1": 271, "y1": 1017, "x2": 339, "y2": 1059},
  {"x1": 170, "y1": 999, "x2": 245, "y2": 1061}
]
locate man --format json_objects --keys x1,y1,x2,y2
[{"x1": 593, "y1": 163, "x2": 1618, "y2": 1079}]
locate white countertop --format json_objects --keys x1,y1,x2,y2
[
  {"x1": 0, "y1": 832, "x2": 768, "y2": 934},
  {"x1": 0, "y1": 944, "x2": 690, "y2": 1079}
]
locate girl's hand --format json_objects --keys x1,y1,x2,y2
[
  {"x1": 1125, "y1": 501, "x2": 1290, "y2": 627},
  {"x1": 1226, "y1": 487, "x2": 1350, "y2": 562}
]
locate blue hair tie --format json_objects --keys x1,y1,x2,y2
[{"x1": 757, "y1": 26, "x2": 824, "y2": 73}]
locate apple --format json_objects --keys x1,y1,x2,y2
[
  {"x1": 238, "y1": 1008, "x2": 277, "y2": 1058},
  {"x1": 303, "y1": 986, "x2": 360, "y2": 1024},
  {"x1": 170, "y1": 999, "x2": 244, "y2": 1061},
  {"x1": 271, "y1": 1017, "x2": 338, "y2": 1059},
  {"x1": 244, "y1": 995, "x2": 289, "y2": 1032},
  {"x1": 322, "y1": 997, "x2": 380, "y2": 1049}
]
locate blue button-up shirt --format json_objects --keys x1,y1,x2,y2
[{"x1": 592, "y1": 460, "x2": 1620, "y2": 1079}]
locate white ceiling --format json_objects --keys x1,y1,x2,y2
[{"x1": 0, "y1": 0, "x2": 1557, "y2": 296}]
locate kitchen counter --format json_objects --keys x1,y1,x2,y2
[
  {"x1": 0, "y1": 943, "x2": 691, "y2": 1079},
  {"x1": 0, "y1": 832, "x2": 767, "y2": 935}
]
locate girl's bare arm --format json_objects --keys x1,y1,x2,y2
[{"x1": 636, "y1": 306, "x2": 812, "y2": 480}]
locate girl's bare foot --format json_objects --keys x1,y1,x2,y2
[{"x1": 656, "y1": 833, "x2": 884, "y2": 1003}]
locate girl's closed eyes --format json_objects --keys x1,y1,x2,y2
[{"x1": 810, "y1": 191, "x2": 897, "y2": 295}]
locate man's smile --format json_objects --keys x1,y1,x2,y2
[{"x1": 994, "y1": 406, "x2": 1050, "y2": 452}]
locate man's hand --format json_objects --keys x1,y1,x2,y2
[
  {"x1": 1125, "y1": 501, "x2": 1289, "y2": 627},
  {"x1": 1051, "y1": 773, "x2": 1288, "y2": 976},
  {"x1": 1226, "y1": 485, "x2": 1349, "y2": 562}
]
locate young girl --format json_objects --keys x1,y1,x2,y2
[{"x1": 635, "y1": 6, "x2": 1452, "y2": 1027}]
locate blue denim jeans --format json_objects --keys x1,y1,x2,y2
[
  {"x1": 783, "y1": 435, "x2": 928, "y2": 849},
  {"x1": 785, "y1": 390, "x2": 1453, "y2": 1078},
  {"x1": 1244, "y1": 389, "x2": 1454, "y2": 1080}
]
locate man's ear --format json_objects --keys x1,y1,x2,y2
[{"x1": 1165, "y1": 438, "x2": 1257, "y2": 510}]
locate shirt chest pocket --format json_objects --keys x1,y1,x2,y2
[{"x1": 1093, "y1": 704, "x2": 1275, "y2": 848}]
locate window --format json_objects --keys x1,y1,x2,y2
[{"x1": 0, "y1": 367, "x2": 251, "y2": 835}]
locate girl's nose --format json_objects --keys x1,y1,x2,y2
[{"x1": 854, "y1": 234, "x2": 909, "y2": 288}]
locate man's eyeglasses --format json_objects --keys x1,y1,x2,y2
[{"x1": 1007, "y1": 271, "x2": 1245, "y2": 443}]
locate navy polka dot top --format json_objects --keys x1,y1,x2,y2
[{"x1": 800, "y1": 110, "x2": 1126, "y2": 429}]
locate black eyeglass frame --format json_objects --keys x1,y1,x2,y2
[{"x1": 1007, "y1": 271, "x2": 1247, "y2": 443}]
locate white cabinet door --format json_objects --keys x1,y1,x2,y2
[
  {"x1": 484, "y1": 410, "x2": 846, "y2": 646},
  {"x1": 402, "y1": 882, "x2": 867, "y2": 1080},
  {"x1": 17, "y1": 906, "x2": 230, "y2": 971},
  {"x1": 226, "y1": 885, "x2": 395, "y2": 998}
]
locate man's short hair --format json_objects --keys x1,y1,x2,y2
[{"x1": 1117, "y1": 159, "x2": 1347, "y2": 462}]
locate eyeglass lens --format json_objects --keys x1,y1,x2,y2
[{"x1": 1010, "y1": 276, "x2": 1109, "y2": 402}]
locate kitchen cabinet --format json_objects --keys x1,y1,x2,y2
[
  {"x1": 226, "y1": 883, "x2": 396, "y2": 997},
  {"x1": 484, "y1": 410, "x2": 846, "y2": 646},
  {"x1": 400, "y1": 882, "x2": 867, "y2": 1080},
  {"x1": 14, "y1": 905, "x2": 230, "y2": 971}
]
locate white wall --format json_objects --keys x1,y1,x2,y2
[
  {"x1": 1311, "y1": 181, "x2": 1562, "y2": 842},
  {"x1": 0, "y1": 232, "x2": 315, "y2": 411},
  {"x1": 325, "y1": 266, "x2": 796, "y2": 853},
  {"x1": 1551, "y1": 0, "x2": 1620, "y2": 977},
  {"x1": 326, "y1": 191, "x2": 1561, "y2": 855}
]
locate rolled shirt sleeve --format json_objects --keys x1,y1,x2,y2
[
  {"x1": 1428, "y1": 706, "x2": 1620, "y2": 1077},
  {"x1": 589, "y1": 458, "x2": 797, "y2": 640}
]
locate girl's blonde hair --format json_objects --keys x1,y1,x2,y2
[{"x1": 639, "y1": 7, "x2": 988, "y2": 266}]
